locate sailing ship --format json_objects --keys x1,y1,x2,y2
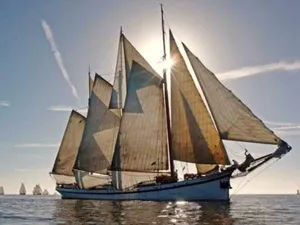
[
  {"x1": 52, "y1": 5, "x2": 291, "y2": 201},
  {"x1": 0, "y1": 186, "x2": 4, "y2": 195},
  {"x1": 32, "y1": 184, "x2": 42, "y2": 195},
  {"x1": 19, "y1": 183, "x2": 26, "y2": 195},
  {"x1": 43, "y1": 189, "x2": 49, "y2": 196},
  {"x1": 297, "y1": 189, "x2": 299, "y2": 195}
]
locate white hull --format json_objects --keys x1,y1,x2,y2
[{"x1": 57, "y1": 171, "x2": 232, "y2": 201}]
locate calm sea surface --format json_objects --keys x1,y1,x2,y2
[{"x1": 0, "y1": 195, "x2": 299, "y2": 224}]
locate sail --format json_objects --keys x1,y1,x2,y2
[
  {"x1": 170, "y1": 30, "x2": 230, "y2": 165},
  {"x1": 51, "y1": 174, "x2": 76, "y2": 185},
  {"x1": 110, "y1": 33, "x2": 127, "y2": 109},
  {"x1": 111, "y1": 61, "x2": 169, "y2": 171},
  {"x1": 52, "y1": 110, "x2": 86, "y2": 177},
  {"x1": 89, "y1": 73, "x2": 94, "y2": 97},
  {"x1": 183, "y1": 44, "x2": 280, "y2": 145},
  {"x1": 122, "y1": 35, "x2": 159, "y2": 79},
  {"x1": 196, "y1": 164, "x2": 219, "y2": 174},
  {"x1": 74, "y1": 74, "x2": 121, "y2": 173}
]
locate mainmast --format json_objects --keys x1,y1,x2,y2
[{"x1": 160, "y1": 4, "x2": 175, "y2": 178}]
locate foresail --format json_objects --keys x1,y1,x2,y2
[
  {"x1": 110, "y1": 34, "x2": 127, "y2": 109},
  {"x1": 111, "y1": 61, "x2": 168, "y2": 171},
  {"x1": 74, "y1": 74, "x2": 121, "y2": 173},
  {"x1": 52, "y1": 110, "x2": 86, "y2": 176},
  {"x1": 183, "y1": 44, "x2": 280, "y2": 145},
  {"x1": 170, "y1": 30, "x2": 230, "y2": 165}
]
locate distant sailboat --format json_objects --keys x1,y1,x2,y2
[
  {"x1": 32, "y1": 184, "x2": 42, "y2": 195},
  {"x1": 297, "y1": 189, "x2": 299, "y2": 195},
  {"x1": 0, "y1": 186, "x2": 4, "y2": 195},
  {"x1": 53, "y1": 5, "x2": 291, "y2": 201},
  {"x1": 19, "y1": 183, "x2": 26, "y2": 195},
  {"x1": 43, "y1": 189, "x2": 49, "y2": 196}
]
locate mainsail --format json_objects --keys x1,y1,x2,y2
[
  {"x1": 183, "y1": 44, "x2": 280, "y2": 145},
  {"x1": 74, "y1": 74, "x2": 121, "y2": 174},
  {"x1": 111, "y1": 61, "x2": 169, "y2": 171},
  {"x1": 169, "y1": 31, "x2": 230, "y2": 165},
  {"x1": 52, "y1": 110, "x2": 86, "y2": 184},
  {"x1": 110, "y1": 34, "x2": 169, "y2": 172}
]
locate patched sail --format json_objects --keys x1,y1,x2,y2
[
  {"x1": 111, "y1": 61, "x2": 168, "y2": 171},
  {"x1": 52, "y1": 110, "x2": 86, "y2": 177},
  {"x1": 183, "y1": 44, "x2": 280, "y2": 145},
  {"x1": 74, "y1": 74, "x2": 121, "y2": 173},
  {"x1": 170, "y1": 30, "x2": 230, "y2": 165},
  {"x1": 110, "y1": 33, "x2": 127, "y2": 109}
]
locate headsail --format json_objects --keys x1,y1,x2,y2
[
  {"x1": 111, "y1": 61, "x2": 169, "y2": 171},
  {"x1": 52, "y1": 110, "x2": 86, "y2": 177},
  {"x1": 169, "y1": 30, "x2": 230, "y2": 165},
  {"x1": 74, "y1": 74, "x2": 121, "y2": 173},
  {"x1": 183, "y1": 44, "x2": 280, "y2": 145}
]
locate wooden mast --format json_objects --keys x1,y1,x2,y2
[{"x1": 160, "y1": 4, "x2": 175, "y2": 179}]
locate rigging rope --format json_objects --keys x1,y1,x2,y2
[{"x1": 230, "y1": 158, "x2": 279, "y2": 199}]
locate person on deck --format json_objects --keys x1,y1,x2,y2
[{"x1": 238, "y1": 150, "x2": 255, "y2": 172}]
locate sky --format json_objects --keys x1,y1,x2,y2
[{"x1": 0, "y1": 0, "x2": 300, "y2": 194}]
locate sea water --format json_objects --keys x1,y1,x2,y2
[{"x1": 0, "y1": 195, "x2": 299, "y2": 224}]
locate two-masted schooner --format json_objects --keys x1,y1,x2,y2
[{"x1": 50, "y1": 5, "x2": 291, "y2": 201}]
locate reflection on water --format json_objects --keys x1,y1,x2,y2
[
  {"x1": 0, "y1": 195, "x2": 299, "y2": 224},
  {"x1": 52, "y1": 198, "x2": 232, "y2": 224}
]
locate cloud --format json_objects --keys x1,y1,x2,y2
[
  {"x1": 263, "y1": 120, "x2": 299, "y2": 127},
  {"x1": 272, "y1": 124, "x2": 300, "y2": 137},
  {"x1": 41, "y1": 20, "x2": 80, "y2": 102},
  {"x1": 217, "y1": 60, "x2": 300, "y2": 80},
  {"x1": 0, "y1": 101, "x2": 10, "y2": 107},
  {"x1": 13, "y1": 143, "x2": 60, "y2": 148},
  {"x1": 47, "y1": 105, "x2": 88, "y2": 114},
  {"x1": 47, "y1": 105, "x2": 73, "y2": 112}
]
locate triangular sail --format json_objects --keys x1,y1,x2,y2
[
  {"x1": 170, "y1": 30, "x2": 230, "y2": 165},
  {"x1": 52, "y1": 110, "x2": 86, "y2": 177},
  {"x1": 122, "y1": 35, "x2": 160, "y2": 79},
  {"x1": 183, "y1": 44, "x2": 280, "y2": 145},
  {"x1": 74, "y1": 74, "x2": 121, "y2": 173},
  {"x1": 89, "y1": 73, "x2": 94, "y2": 97},
  {"x1": 110, "y1": 33, "x2": 127, "y2": 109},
  {"x1": 111, "y1": 61, "x2": 169, "y2": 171}
]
